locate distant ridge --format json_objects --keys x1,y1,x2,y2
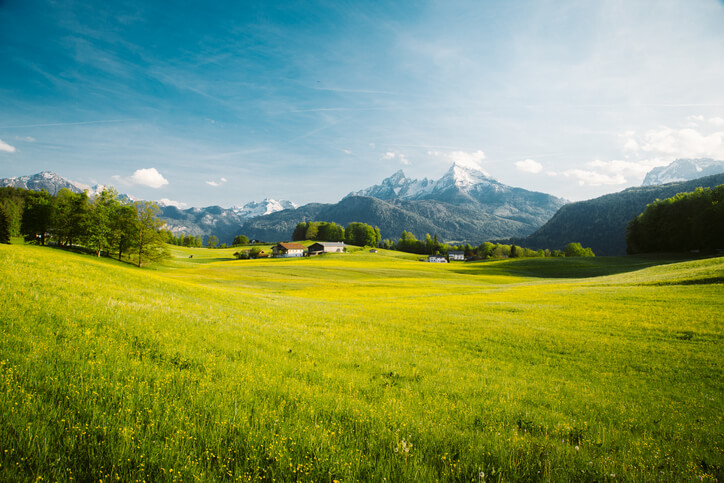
[
  {"x1": 242, "y1": 164, "x2": 566, "y2": 243},
  {"x1": 521, "y1": 172, "x2": 724, "y2": 255},
  {"x1": 0, "y1": 171, "x2": 298, "y2": 244},
  {"x1": 0, "y1": 171, "x2": 101, "y2": 196},
  {"x1": 642, "y1": 158, "x2": 724, "y2": 186}
]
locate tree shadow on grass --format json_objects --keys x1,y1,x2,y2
[{"x1": 451, "y1": 255, "x2": 689, "y2": 279}]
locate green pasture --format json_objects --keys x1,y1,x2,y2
[{"x1": 0, "y1": 243, "x2": 722, "y2": 481}]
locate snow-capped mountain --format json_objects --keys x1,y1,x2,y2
[
  {"x1": 348, "y1": 163, "x2": 558, "y2": 206},
  {"x1": 0, "y1": 171, "x2": 96, "y2": 195},
  {"x1": 348, "y1": 169, "x2": 434, "y2": 200},
  {"x1": 242, "y1": 163, "x2": 567, "y2": 244},
  {"x1": 1, "y1": 171, "x2": 299, "y2": 243},
  {"x1": 0, "y1": 171, "x2": 135, "y2": 200},
  {"x1": 234, "y1": 198, "x2": 298, "y2": 218},
  {"x1": 642, "y1": 158, "x2": 724, "y2": 186}
]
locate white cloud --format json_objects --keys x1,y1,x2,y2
[
  {"x1": 709, "y1": 117, "x2": 724, "y2": 126},
  {"x1": 588, "y1": 158, "x2": 668, "y2": 178},
  {"x1": 563, "y1": 169, "x2": 627, "y2": 186},
  {"x1": 515, "y1": 158, "x2": 543, "y2": 174},
  {"x1": 206, "y1": 177, "x2": 227, "y2": 187},
  {"x1": 428, "y1": 149, "x2": 486, "y2": 171},
  {"x1": 382, "y1": 151, "x2": 396, "y2": 160},
  {"x1": 15, "y1": 136, "x2": 35, "y2": 142},
  {"x1": 0, "y1": 138, "x2": 16, "y2": 153},
  {"x1": 625, "y1": 126, "x2": 724, "y2": 159},
  {"x1": 343, "y1": 149, "x2": 352, "y2": 155},
  {"x1": 399, "y1": 154, "x2": 411, "y2": 165},
  {"x1": 157, "y1": 198, "x2": 188, "y2": 208},
  {"x1": 113, "y1": 168, "x2": 169, "y2": 188}
]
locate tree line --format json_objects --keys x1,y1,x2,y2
[
  {"x1": 380, "y1": 230, "x2": 594, "y2": 259},
  {"x1": 0, "y1": 186, "x2": 169, "y2": 266},
  {"x1": 627, "y1": 185, "x2": 724, "y2": 254},
  {"x1": 292, "y1": 221, "x2": 381, "y2": 247}
]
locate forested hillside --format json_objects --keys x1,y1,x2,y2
[
  {"x1": 627, "y1": 185, "x2": 724, "y2": 254},
  {"x1": 242, "y1": 195, "x2": 554, "y2": 244},
  {"x1": 522, "y1": 173, "x2": 724, "y2": 255}
]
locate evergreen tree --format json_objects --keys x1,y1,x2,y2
[{"x1": 0, "y1": 205, "x2": 11, "y2": 244}]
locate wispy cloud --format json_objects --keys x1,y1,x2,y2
[
  {"x1": 157, "y1": 198, "x2": 188, "y2": 208},
  {"x1": 623, "y1": 125, "x2": 724, "y2": 159},
  {"x1": 206, "y1": 177, "x2": 227, "y2": 187},
  {"x1": 428, "y1": 150, "x2": 487, "y2": 171},
  {"x1": 0, "y1": 120, "x2": 132, "y2": 129},
  {"x1": 563, "y1": 169, "x2": 626, "y2": 186},
  {"x1": 515, "y1": 159, "x2": 543, "y2": 174},
  {"x1": 380, "y1": 151, "x2": 411, "y2": 165},
  {"x1": 0, "y1": 139, "x2": 16, "y2": 153},
  {"x1": 113, "y1": 168, "x2": 169, "y2": 188}
]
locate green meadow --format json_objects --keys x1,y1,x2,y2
[{"x1": 1, "y1": 243, "x2": 722, "y2": 482}]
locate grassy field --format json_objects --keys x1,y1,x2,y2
[{"x1": 0, "y1": 243, "x2": 722, "y2": 481}]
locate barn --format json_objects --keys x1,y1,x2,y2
[{"x1": 307, "y1": 242, "x2": 346, "y2": 255}]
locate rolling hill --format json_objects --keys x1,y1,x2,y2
[{"x1": 521, "y1": 172, "x2": 724, "y2": 255}]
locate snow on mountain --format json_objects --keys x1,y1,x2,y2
[
  {"x1": 348, "y1": 169, "x2": 434, "y2": 200},
  {"x1": 0, "y1": 171, "x2": 86, "y2": 195},
  {"x1": 348, "y1": 163, "x2": 501, "y2": 202},
  {"x1": 642, "y1": 158, "x2": 724, "y2": 186},
  {"x1": 234, "y1": 198, "x2": 298, "y2": 218},
  {"x1": 0, "y1": 171, "x2": 136, "y2": 200}
]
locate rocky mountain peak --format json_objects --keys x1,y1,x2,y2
[{"x1": 642, "y1": 158, "x2": 724, "y2": 186}]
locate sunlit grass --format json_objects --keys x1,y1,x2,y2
[{"x1": 1, "y1": 243, "x2": 722, "y2": 481}]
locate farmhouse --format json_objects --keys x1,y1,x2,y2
[
  {"x1": 448, "y1": 250, "x2": 465, "y2": 261},
  {"x1": 272, "y1": 242, "x2": 305, "y2": 257},
  {"x1": 307, "y1": 241, "x2": 346, "y2": 255},
  {"x1": 427, "y1": 255, "x2": 448, "y2": 263}
]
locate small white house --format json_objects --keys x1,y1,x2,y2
[
  {"x1": 272, "y1": 242, "x2": 305, "y2": 257},
  {"x1": 448, "y1": 251, "x2": 465, "y2": 261},
  {"x1": 427, "y1": 255, "x2": 448, "y2": 263}
]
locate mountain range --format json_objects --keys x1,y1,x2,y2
[
  {"x1": 642, "y1": 158, "x2": 724, "y2": 186},
  {"x1": 240, "y1": 164, "x2": 567, "y2": 243},
  {"x1": 0, "y1": 171, "x2": 297, "y2": 243},
  {"x1": 4, "y1": 157, "x2": 723, "y2": 248}
]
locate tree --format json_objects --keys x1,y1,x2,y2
[
  {"x1": 233, "y1": 234, "x2": 249, "y2": 246},
  {"x1": 206, "y1": 235, "x2": 219, "y2": 248},
  {"x1": 564, "y1": 242, "x2": 595, "y2": 257},
  {"x1": 52, "y1": 188, "x2": 89, "y2": 247},
  {"x1": 627, "y1": 185, "x2": 724, "y2": 254},
  {"x1": 292, "y1": 223, "x2": 307, "y2": 241},
  {"x1": 21, "y1": 190, "x2": 53, "y2": 245},
  {"x1": 0, "y1": 205, "x2": 11, "y2": 244},
  {"x1": 85, "y1": 188, "x2": 120, "y2": 257},
  {"x1": 345, "y1": 222, "x2": 381, "y2": 247},
  {"x1": 134, "y1": 201, "x2": 169, "y2": 267},
  {"x1": 110, "y1": 204, "x2": 138, "y2": 261}
]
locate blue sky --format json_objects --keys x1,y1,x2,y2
[{"x1": 1, "y1": 0, "x2": 724, "y2": 207}]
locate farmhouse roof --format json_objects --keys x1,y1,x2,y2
[{"x1": 278, "y1": 242, "x2": 305, "y2": 250}]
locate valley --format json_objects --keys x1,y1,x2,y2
[{"x1": 1, "y1": 242, "x2": 721, "y2": 481}]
